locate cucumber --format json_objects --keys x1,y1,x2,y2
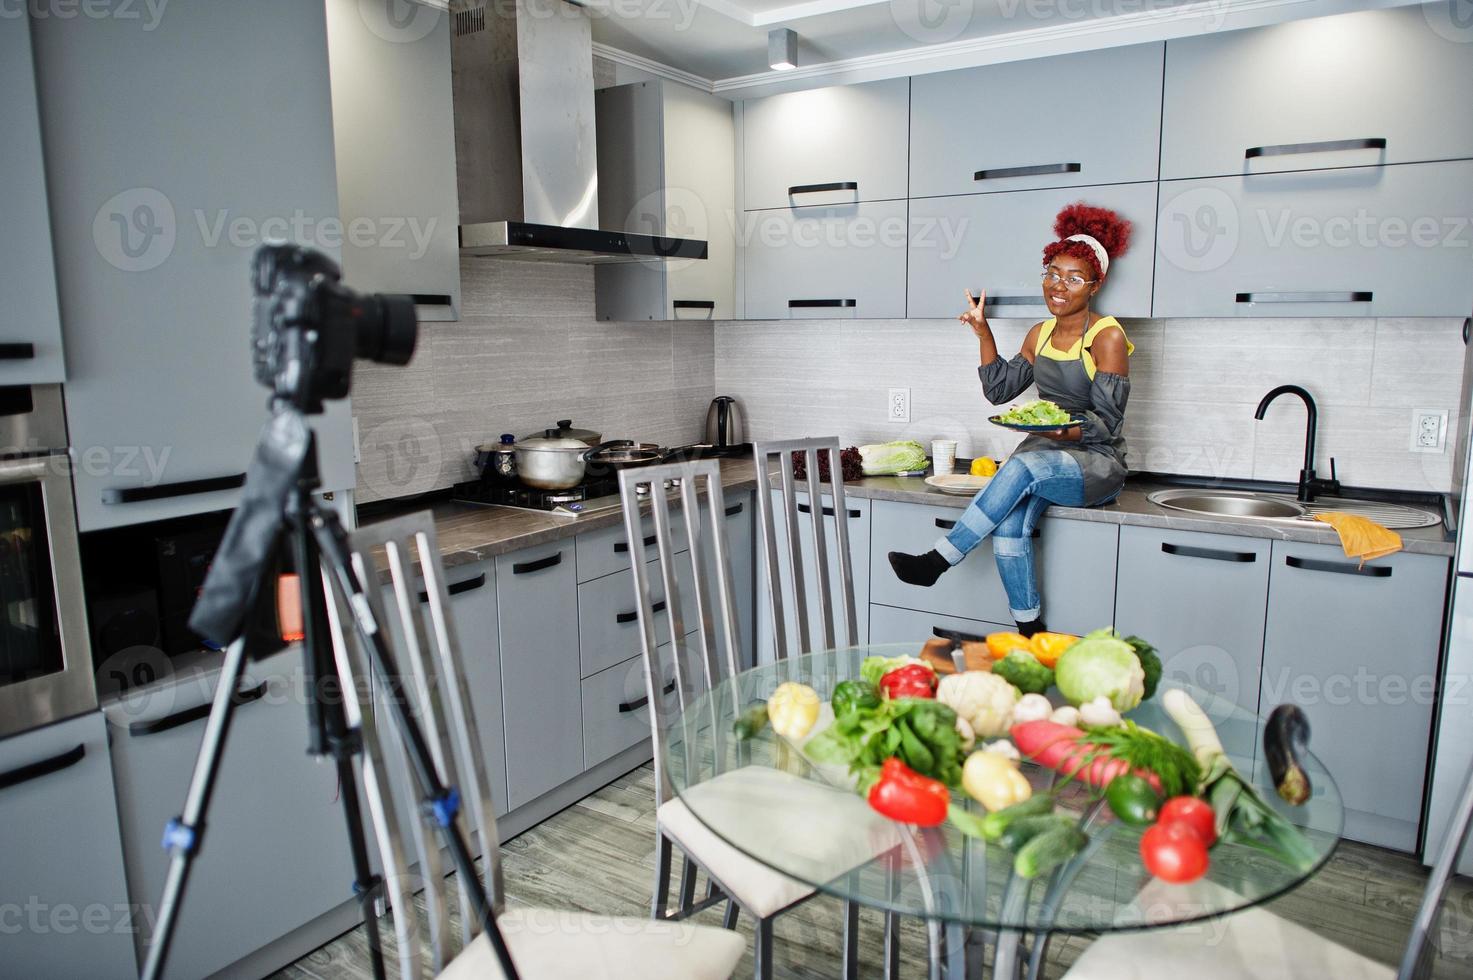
[
  {"x1": 980, "y1": 794, "x2": 1054, "y2": 842},
  {"x1": 733, "y1": 703, "x2": 769, "y2": 740},
  {"x1": 1014, "y1": 825, "x2": 1089, "y2": 879},
  {"x1": 997, "y1": 814, "x2": 1074, "y2": 853}
]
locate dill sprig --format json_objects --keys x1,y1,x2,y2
[{"x1": 1080, "y1": 721, "x2": 1201, "y2": 798}]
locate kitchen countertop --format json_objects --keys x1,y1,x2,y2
[{"x1": 360, "y1": 458, "x2": 1454, "y2": 568}]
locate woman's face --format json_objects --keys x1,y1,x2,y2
[{"x1": 1042, "y1": 252, "x2": 1101, "y2": 318}]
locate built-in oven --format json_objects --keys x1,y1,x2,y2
[{"x1": 0, "y1": 385, "x2": 94, "y2": 740}]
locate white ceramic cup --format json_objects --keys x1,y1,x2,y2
[{"x1": 931, "y1": 439, "x2": 958, "y2": 476}]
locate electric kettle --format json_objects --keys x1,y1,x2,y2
[{"x1": 703, "y1": 395, "x2": 745, "y2": 451}]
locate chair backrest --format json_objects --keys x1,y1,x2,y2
[
  {"x1": 751, "y1": 437, "x2": 859, "y2": 660},
  {"x1": 1398, "y1": 761, "x2": 1473, "y2": 979},
  {"x1": 616, "y1": 459, "x2": 744, "y2": 807},
  {"x1": 324, "y1": 512, "x2": 504, "y2": 980}
]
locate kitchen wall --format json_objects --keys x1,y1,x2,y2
[
  {"x1": 716, "y1": 315, "x2": 1465, "y2": 494},
  {"x1": 352, "y1": 259, "x2": 715, "y2": 502}
]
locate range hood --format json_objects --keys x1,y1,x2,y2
[{"x1": 449, "y1": 0, "x2": 707, "y2": 264}]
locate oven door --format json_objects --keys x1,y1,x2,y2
[{"x1": 0, "y1": 455, "x2": 94, "y2": 740}]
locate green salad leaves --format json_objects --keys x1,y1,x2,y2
[{"x1": 996, "y1": 399, "x2": 1073, "y2": 427}]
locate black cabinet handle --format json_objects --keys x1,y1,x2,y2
[
  {"x1": 409, "y1": 294, "x2": 453, "y2": 307},
  {"x1": 419, "y1": 573, "x2": 487, "y2": 603},
  {"x1": 725, "y1": 502, "x2": 744, "y2": 517},
  {"x1": 974, "y1": 162, "x2": 1081, "y2": 181},
  {"x1": 1464, "y1": 317, "x2": 1471, "y2": 346},
  {"x1": 984, "y1": 295, "x2": 1048, "y2": 307},
  {"x1": 1285, "y1": 555, "x2": 1392, "y2": 578},
  {"x1": 614, "y1": 534, "x2": 659, "y2": 554},
  {"x1": 619, "y1": 680, "x2": 677, "y2": 713},
  {"x1": 789, "y1": 299, "x2": 856, "y2": 308},
  {"x1": 129, "y1": 682, "x2": 269, "y2": 737},
  {"x1": 1245, "y1": 137, "x2": 1386, "y2": 159},
  {"x1": 1161, "y1": 542, "x2": 1257, "y2": 563},
  {"x1": 788, "y1": 181, "x2": 858, "y2": 195},
  {"x1": 0, "y1": 743, "x2": 85, "y2": 792},
  {"x1": 512, "y1": 553, "x2": 563, "y2": 575},
  {"x1": 935, "y1": 518, "x2": 956, "y2": 529},
  {"x1": 932, "y1": 626, "x2": 987, "y2": 644},
  {"x1": 0, "y1": 343, "x2": 37, "y2": 361},
  {"x1": 102, "y1": 472, "x2": 246, "y2": 504},
  {"x1": 796, "y1": 502, "x2": 861, "y2": 519},
  {"x1": 616, "y1": 600, "x2": 666, "y2": 625},
  {"x1": 1236, "y1": 291, "x2": 1372, "y2": 305},
  {"x1": 673, "y1": 300, "x2": 716, "y2": 311}
]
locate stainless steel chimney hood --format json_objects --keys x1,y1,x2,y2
[{"x1": 449, "y1": 0, "x2": 707, "y2": 264}]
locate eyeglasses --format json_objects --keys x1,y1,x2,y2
[{"x1": 1041, "y1": 270, "x2": 1097, "y2": 289}]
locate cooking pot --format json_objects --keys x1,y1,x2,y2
[
  {"x1": 514, "y1": 436, "x2": 591, "y2": 489},
  {"x1": 523, "y1": 419, "x2": 601, "y2": 448},
  {"x1": 584, "y1": 440, "x2": 666, "y2": 473}
]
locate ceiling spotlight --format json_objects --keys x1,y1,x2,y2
[{"x1": 768, "y1": 28, "x2": 797, "y2": 71}]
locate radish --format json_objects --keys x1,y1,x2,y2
[{"x1": 1010, "y1": 720, "x2": 1163, "y2": 793}]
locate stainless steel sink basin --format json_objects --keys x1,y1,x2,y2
[
  {"x1": 1147, "y1": 488, "x2": 1442, "y2": 530},
  {"x1": 1154, "y1": 491, "x2": 1307, "y2": 519}
]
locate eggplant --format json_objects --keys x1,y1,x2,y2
[{"x1": 1265, "y1": 704, "x2": 1312, "y2": 805}]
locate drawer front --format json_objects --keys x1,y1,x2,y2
[
  {"x1": 577, "y1": 514, "x2": 689, "y2": 583},
  {"x1": 869, "y1": 602, "x2": 1008, "y2": 647},
  {"x1": 910, "y1": 43, "x2": 1163, "y2": 198},
  {"x1": 578, "y1": 558, "x2": 697, "y2": 678},
  {"x1": 908, "y1": 182, "x2": 1157, "y2": 320},
  {"x1": 581, "y1": 643, "x2": 704, "y2": 770}
]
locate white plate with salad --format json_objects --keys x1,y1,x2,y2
[{"x1": 989, "y1": 399, "x2": 1086, "y2": 432}]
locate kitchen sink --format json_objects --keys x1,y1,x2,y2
[{"x1": 1147, "y1": 488, "x2": 1442, "y2": 530}]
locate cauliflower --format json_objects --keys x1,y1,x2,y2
[
  {"x1": 936, "y1": 670, "x2": 1019, "y2": 738},
  {"x1": 1012, "y1": 693, "x2": 1055, "y2": 725},
  {"x1": 982, "y1": 739, "x2": 1021, "y2": 761},
  {"x1": 1078, "y1": 696, "x2": 1123, "y2": 729},
  {"x1": 955, "y1": 716, "x2": 977, "y2": 751},
  {"x1": 1050, "y1": 705, "x2": 1081, "y2": 728},
  {"x1": 993, "y1": 650, "x2": 1054, "y2": 695}
]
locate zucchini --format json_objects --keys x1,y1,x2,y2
[
  {"x1": 998, "y1": 813, "x2": 1074, "y2": 853},
  {"x1": 1265, "y1": 704, "x2": 1312, "y2": 805},
  {"x1": 980, "y1": 794, "x2": 1055, "y2": 842}
]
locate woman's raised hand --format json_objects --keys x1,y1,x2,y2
[{"x1": 959, "y1": 289, "x2": 989, "y2": 338}]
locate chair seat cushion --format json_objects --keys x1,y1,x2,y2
[
  {"x1": 657, "y1": 765, "x2": 902, "y2": 919},
  {"x1": 438, "y1": 906, "x2": 745, "y2": 980}
]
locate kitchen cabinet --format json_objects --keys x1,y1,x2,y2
[
  {"x1": 714, "y1": 492, "x2": 757, "y2": 670},
  {"x1": 756, "y1": 492, "x2": 871, "y2": 662},
  {"x1": 31, "y1": 0, "x2": 355, "y2": 530},
  {"x1": 909, "y1": 44, "x2": 1163, "y2": 199},
  {"x1": 325, "y1": 0, "x2": 461, "y2": 321},
  {"x1": 741, "y1": 78, "x2": 910, "y2": 211},
  {"x1": 0, "y1": 15, "x2": 66, "y2": 385},
  {"x1": 908, "y1": 182, "x2": 1157, "y2": 319},
  {"x1": 1425, "y1": 575, "x2": 1473, "y2": 875},
  {"x1": 0, "y1": 713, "x2": 135, "y2": 979},
  {"x1": 743, "y1": 200, "x2": 908, "y2": 319},
  {"x1": 578, "y1": 559, "x2": 697, "y2": 679},
  {"x1": 1260, "y1": 541, "x2": 1448, "y2": 850},
  {"x1": 1161, "y1": 4, "x2": 1473, "y2": 180},
  {"x1": 868, "y1": 500, "x2": 1118, "y2": 636},
  {"x1": 495, "y1": 539, "x2": 582, "y2": 810},
  {"x1": 106, "y1": 652, "x2": 357, "y2": 979},
  {"x1": 595, "y1": 81, "x2": 736, "y2": 320},
  {"x1": 1153, "y1": 160, "x2": 1473, "y2": 318},
  {"x1": 576, "y1": 510, "x2": 690, "y2": 583},
  {"x1": 581, "y1": 641, "x2": 705, "y2": 770}
]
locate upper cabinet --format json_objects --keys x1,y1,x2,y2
[
  {"x1": 326, "y1": 0, "x2": 461, "y2": 321},
  {"x1": 743, "y1": 201, "x2": 909, "y2": 319},
  {"x1": 741, "y1": 78, "x2": 910, "y2": 211},
  {"x1": 909, "y1": 43, "x2": 1164, "y2": 198},
  {"x1": 1161, "y1": 4, "x2": 1473, "y2": 180},
  {"x1": 0, "y1": 15, "x2": 66, "y2": 384},
  {"x1": 595, "y1": 81, "x2": 736, "y2": 321}
]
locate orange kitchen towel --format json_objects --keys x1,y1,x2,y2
[{"x1": 1312, "y1": 512, "x2": 1402, "y2": 563}]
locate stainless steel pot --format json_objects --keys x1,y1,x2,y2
[
  {"x1": 513, "y1": 436, "x2": 590, "y2": 489},
  {"x1": 524, "y1": 419, "x2": 601, "y2": 448}
]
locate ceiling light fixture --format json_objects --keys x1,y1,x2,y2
[{"x1": 768, "y1": 28, "x2": 797, "y2": 71}]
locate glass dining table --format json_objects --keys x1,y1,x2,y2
[{"x1": 663, "y1": 644, "x2": 1345, "y2": 979}]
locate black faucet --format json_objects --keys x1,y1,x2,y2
[{"x1": 1254, "y1": 385, "x2": 1340, "y2": 503}]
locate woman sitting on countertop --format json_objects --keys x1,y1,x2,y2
[{"x1": 888, "y1": 203, "x2": 1134, "y2": 638}]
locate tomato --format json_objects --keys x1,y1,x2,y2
[
  {"x1": 1140, "y1": 821, "x2": 1210, "y2": 883},
  {"x1": 1159, "y1": 796, "x2": 1218, "y2": 847}
]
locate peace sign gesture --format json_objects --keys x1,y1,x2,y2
[{"x1": 959, "y1": 289, "x2": 989, "y2": 338}]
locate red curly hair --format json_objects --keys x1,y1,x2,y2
[{"x1": 1041, "y1": 203, "x2": 1132, "y2": 281}]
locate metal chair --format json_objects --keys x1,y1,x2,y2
[
  {"x1": 325, "y1": 512, "x2": 744, "y2": 980},
  {"x1": 618, "y1": 458, "x2": 889, "y2": 980}
]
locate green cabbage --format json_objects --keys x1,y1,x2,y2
[
  {"x1": 858, "y1": 440, "x2": 928, "y2": 475},
  {"x1": 1054, "y1": 628, "x2": 1145, "y2": 712}
]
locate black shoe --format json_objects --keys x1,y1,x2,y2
[
  {"x1": 1015, "y1": 617, "x2": 1047, "y2": 638},
  {"x1": 888, "y1": 550, "x2": 950, "y2": 587}
]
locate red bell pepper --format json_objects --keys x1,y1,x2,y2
[
  {"x1": 879, "y1": 664, "x2": 936, "y2": 700},
  {"x1": 867, "y1": 757, "x2": 949, "y2": 826}
]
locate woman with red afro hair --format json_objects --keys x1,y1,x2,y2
[{"x1": 889, "y1": 203, "x2": 1135, "y2": 637}]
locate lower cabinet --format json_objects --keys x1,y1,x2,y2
[
  {"x1": 756, "y1": 491, "x2": 871, "y2": 661},
  {"x1": 437, "y1": 561, "x2": 508, "y2": 818},
  {"x1": 581, "y1": 642, "x2": 705, "y2": 770},
  {"x1": 578, "y1": 557, "x2": 696, "y2": 678},
  {"x1": 715, "y1": 492, "x2": 757, "y2": 669},
  {"x1": 1260, "y1": 541, "x2": 1449, "y2": 850},
  {"x1": 0, "y1": 712, "x2": 135, "y2": 979},
  {"x1": 106, "y1": 652, "x2": 358, "y2": 979}
]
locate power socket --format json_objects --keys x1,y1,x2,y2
[
  {"x1": 1411, "y1": 408, "x2": 1448, "y2": 453},
  {"x1": 888, "y1": 387, "x2": 910, "y2": 423}
]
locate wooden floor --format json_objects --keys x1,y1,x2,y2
[{"x1": 274, "y1": 763, "x2": 1473, "y2": 979}]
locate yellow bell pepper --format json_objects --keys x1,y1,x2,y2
[
  {"x1": 767, "y1": 682, "x2": 820, "y2": 739},
  {"x1": 1029, "y1": 631, "x2": 1080, "y2": 668},
  {"x1": 962, "y1": 751, "x2": 1033, "y2": 812},
  {"x1": 985, "y1": 631, "x2": 1033, "y2": 661},
  {"x1": 970, "y1": 457, "x2": 998, "y2": 477}
]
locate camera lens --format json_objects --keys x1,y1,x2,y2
[{"x1": 358, "y1": 294, "x2": 417, "y2": 367}]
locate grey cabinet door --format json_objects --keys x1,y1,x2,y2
[
  {"x1": 908, "y1": 182, "x2": 1157, "y2": 320},
  {"x1": 1154, "y1": 161, "x2": 1473, "y2": 318},
  {"x1": 910, "y1": 44, "x2": 1163, "y2": 199},
  {"x1": 1261, "y1": 542, "x2": 1448, "y2": 850},
  {"x1": 0, "y1": 713, "x2": 135, "y2": 979},
  {"x1": 581, "y1": 641, "x2": 702, "y2": 770},
  {"x1": 743, "y1": 200, "x2": 908, "y2": 319},
  {"x1": 742, "y1": 78, "x2": 909, "y2": 211},
  {"x1": 105, "y1": 653, "x2": 358, "y2": 979},
  {"x1": 0, "y1": 15, "x2": 65, "y2": 384},
  {"x1": 31, "y1": 0, "x2": 355, "y2": 530},
  {"x1": 434, "y1": 562, "x2": 507, "y2": 818},
  {"x1": 1113, "y1": 525, "x2": 1270, "y2": 763},
  {"x1": 716, "y1": 492, "x2": 757, "y2": 670},
  {"x1": 756, "y1": 492, "x2": 870, "y2": 662},
  {"x1": 577, "y1": 515, "x2": 690, "y2": 583},
  {"x1": 495, "y1": 540, "x2": 582, "y2": 810},
  {"x1": 869, "y1": 602, "x2": 1007, "y2": 647},
  {"x1": 1162, "y1": 5, "x2": 1473, "y2": 180},
  {"x1": 578, "y1": 558, "x2": 696, "y2": 679},
  {"x1": 326, "y1": 0, "x2": 461, "y2": 321}
]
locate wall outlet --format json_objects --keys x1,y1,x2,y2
[
  {"x1": 888, "y1": 387, "x2": 910, "y2": 423},
  {"x1": 1411, "y1": 409, "x2": 1448, "y2": 453}
]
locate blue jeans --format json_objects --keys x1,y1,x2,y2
[{"x1": 932, "y1": 451, "x2": 1086, "y2": 622}]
